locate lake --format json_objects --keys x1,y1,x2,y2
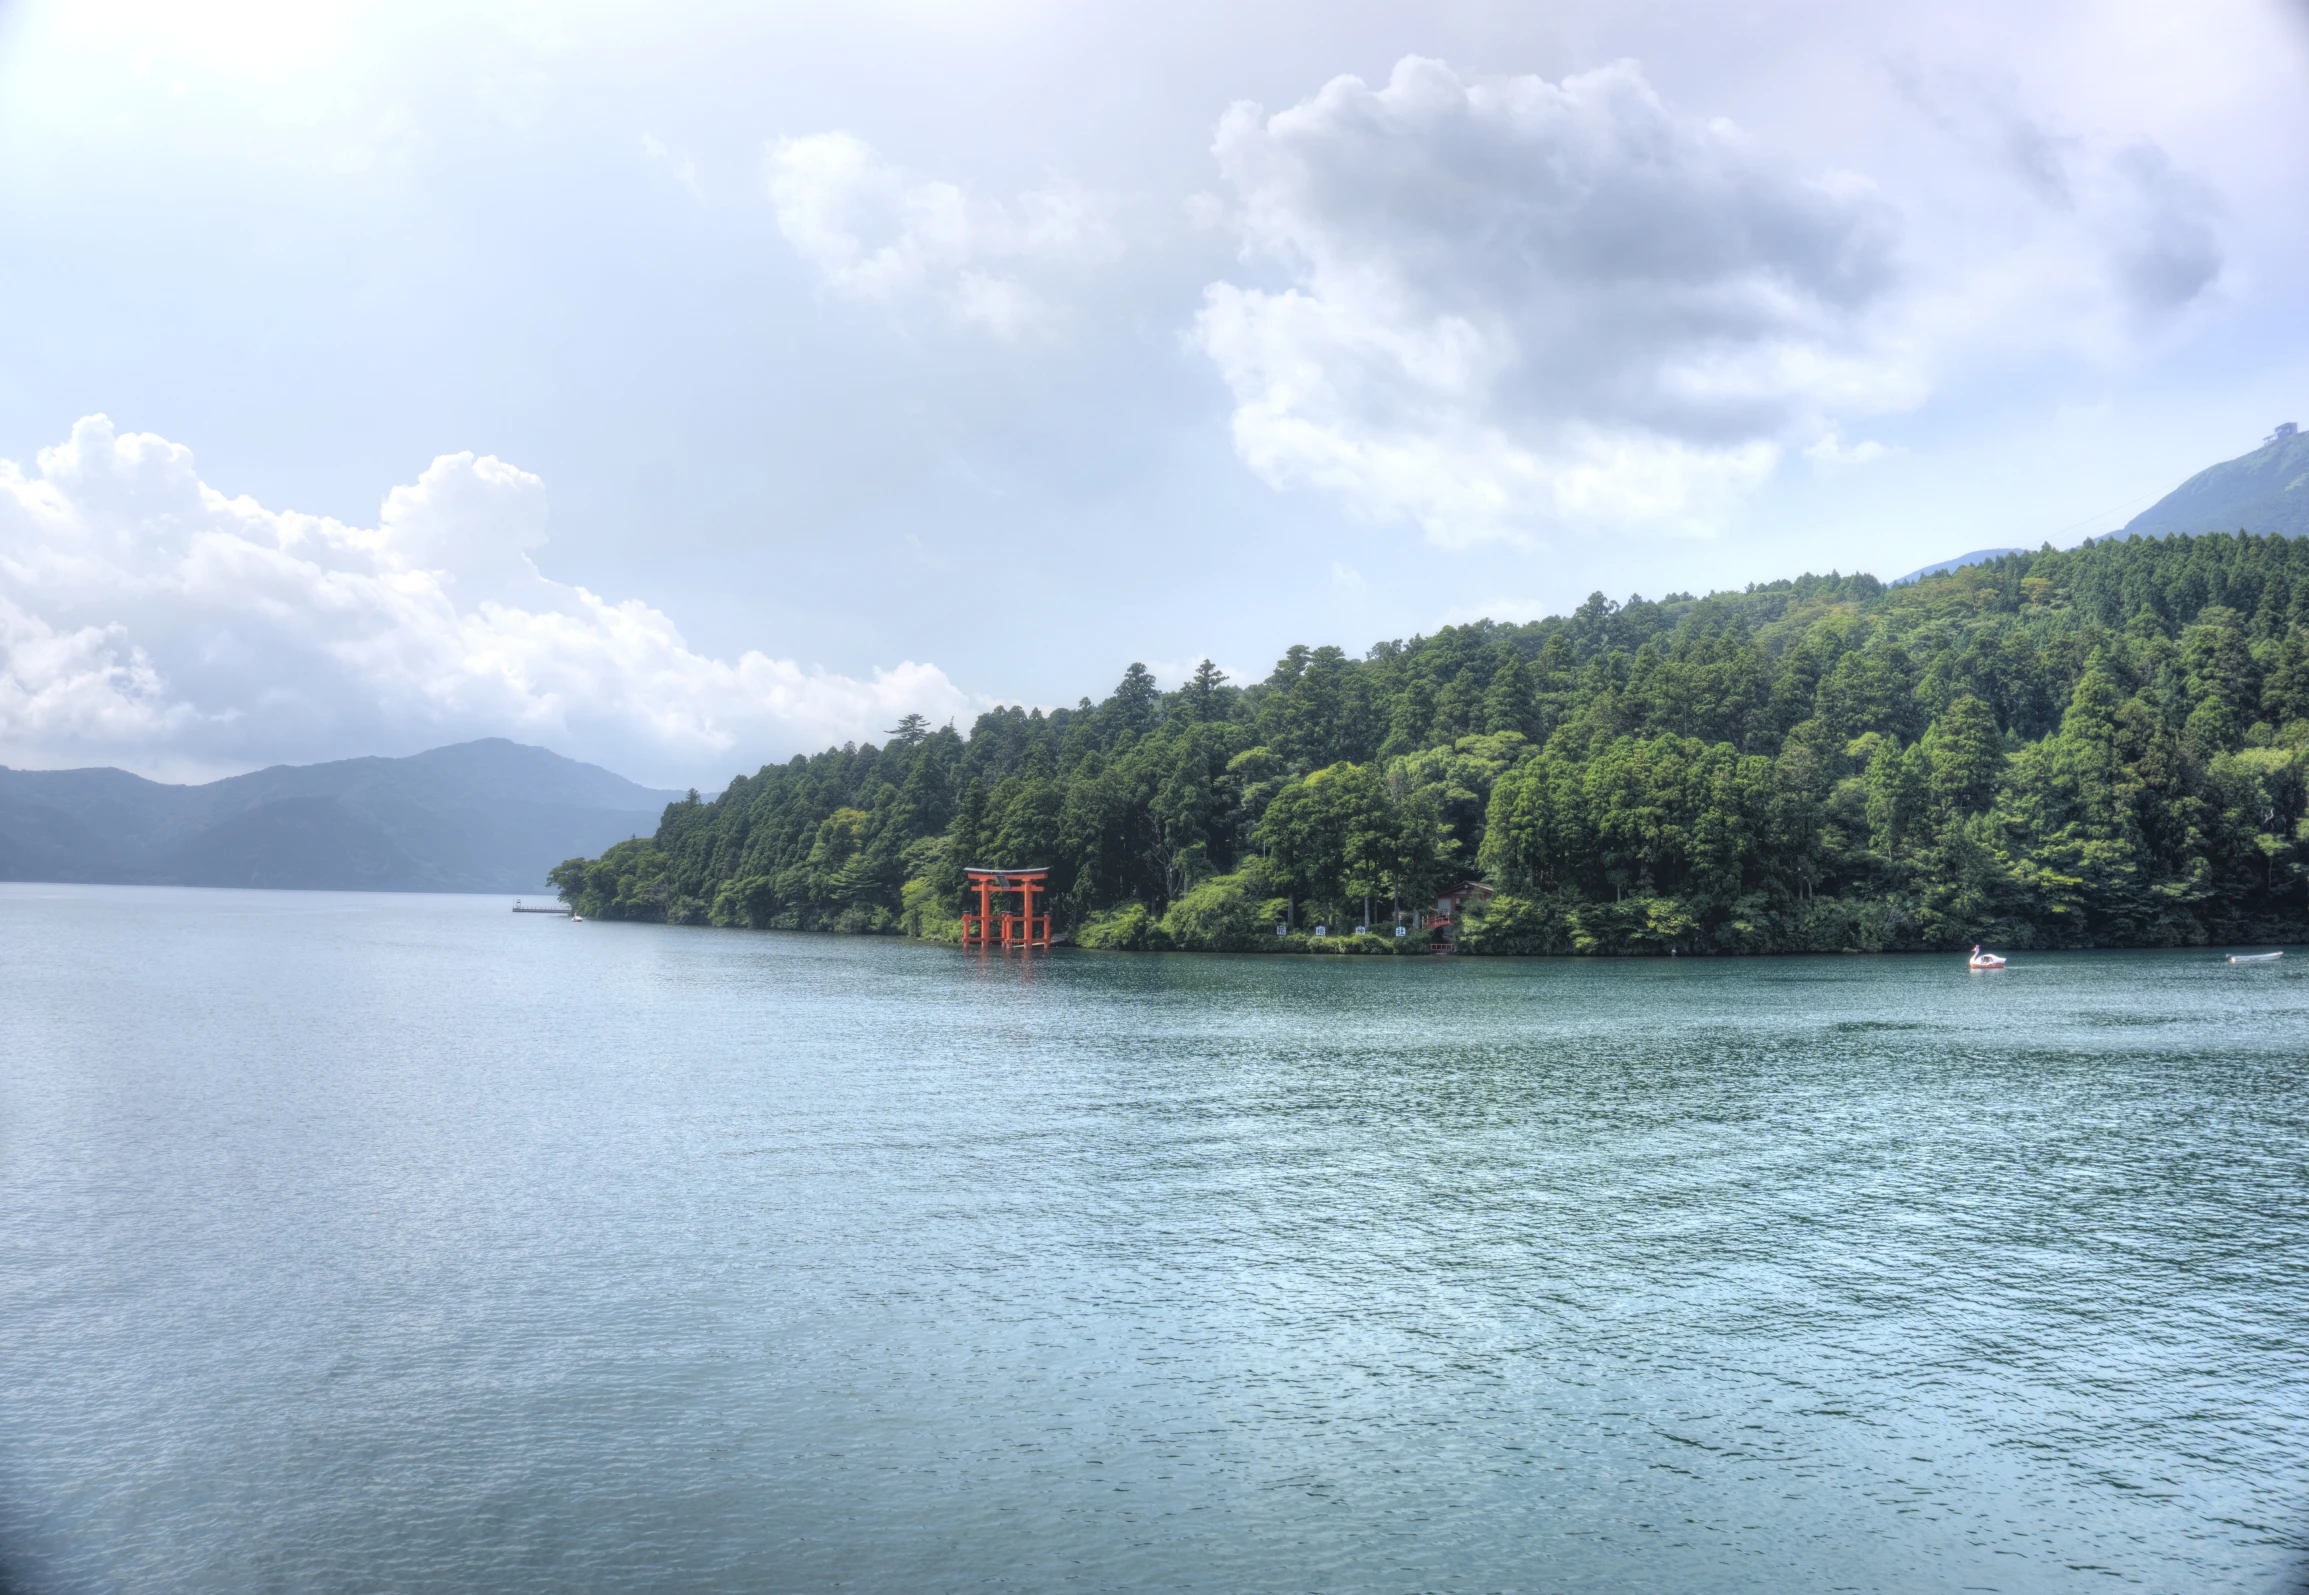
[{"x1": 2, "y1": 883, "x2": 2305, "y2": 1593}]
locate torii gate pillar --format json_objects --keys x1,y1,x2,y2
[{"x1": 962, "y1": 867, "x2": 1051, "y2": 950}]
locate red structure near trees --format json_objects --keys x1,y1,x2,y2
[
  {"x1": 1422, "y1": 881, "x2": 1496, "y2": 950},
  {"x1": 962, "y1": 867, "x2": 1052, "y2": 950}
]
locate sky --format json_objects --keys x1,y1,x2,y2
[{"x1": 1, "y1": 0, "x2": 2305, "y2": 788}]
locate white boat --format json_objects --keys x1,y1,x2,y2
[
  {"x1": 2227, "y1": 950, "x2": 2282, "y2": 964},
  {"x1": 571, "y1": 914, "x2": 584, "y2": 924},
  {"x1": 1968, "y1": 944, "x2": 2006, "y2": 970}
]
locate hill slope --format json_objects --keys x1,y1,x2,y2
[
  {"x1": 1896, "y1": 547, "x2": 2025, "y2": 584},
  {"x1": 0, "y1": 739, "x2": 682, "y2": 892},
  {"x1": 554, "y1": 531, "x2": 2309, "y2": 955},
  {"x1": 2120, "y1": 424, "x2": 2309, "y2": 539}
]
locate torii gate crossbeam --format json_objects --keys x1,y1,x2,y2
[{"x1": 961, "y1": 866, "x2": 1051, "y2": 950}]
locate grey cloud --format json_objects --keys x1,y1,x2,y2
[
  {"x1": 1892, "y1": 61, "x2": 2222, "y2": 318},
  {"x1": 2108, "y1": 142, "x2": 2221, "y2": 313},
  {"x1": 2000, "y1": 116, "x2": 2074, "y2": 209},
  {"x1": 1195, "y1": 56, "x2": 1913, "y2": 544},
  {"x1": 1237, "y1": 58, "x2": 1901, "y2": 440},
  {"x1": 1892, "y1": 62, "x2": 2076, "y2": 209}
]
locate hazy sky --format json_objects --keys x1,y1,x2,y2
[{"x1": 2, "y1": 0, "x2": 2305, "y2": 786}]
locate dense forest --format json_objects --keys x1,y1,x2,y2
[{"x1": 551, "y1": 532, "x2": 2309, "y2": 954}]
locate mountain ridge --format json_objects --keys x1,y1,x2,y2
[
  {"x1": 0, "y1": 738, "x2": 683, "y2": 893},
  {"x1": 2117, "y1": 423, "x2": 2308, "y2": 541}
]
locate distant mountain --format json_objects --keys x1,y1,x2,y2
[
  {"x1": 0, "y1": 739, "x2": 684, "y2": 893},
  {"x1": 2117, "y1": 422, "x2": 2308, "y2": 540},
  {"x1": 1895, "y1": 547, "x2": 2025, "y2": 585}
]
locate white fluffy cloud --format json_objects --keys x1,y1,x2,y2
[
  {"x1": 0, "y1": 417, "x2": 973, "y2": 783},
  {"x1": 765, "y1": 131, "x2": 1120, "y2": 337},
  {"x1": 1194, "y1": 51, "x2": 2249, "y2": 550},
  {"x1": 1194, "y1": 57, "x2": 1914, "y2": 547}
]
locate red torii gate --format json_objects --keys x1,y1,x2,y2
[{"x1": 962, "y1": 866, "x2": 1051, "y2": 950}]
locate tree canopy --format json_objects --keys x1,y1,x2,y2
[{"x1": 553, "y1": 532, "x2": 2309, "y2": 954}]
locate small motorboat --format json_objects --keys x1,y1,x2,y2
[
  {"x1": 2227, "y1": 950, "x2": 2282, "y2": 964},
  {"x1": 1968, "y1": 944, "x2": 2006, "y2": 970}
]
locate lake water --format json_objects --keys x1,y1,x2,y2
[{"x1": 3, "y1": 884, "x2": 2305, "y2": 1594}]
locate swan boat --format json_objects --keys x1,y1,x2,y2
[{"x1": 1968, "y1": 945, "x2": 2006, "y2": 970}]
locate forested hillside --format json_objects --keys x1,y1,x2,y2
[{"x1": 553, "y1": 532, "x2": 2309, "y2": 954}]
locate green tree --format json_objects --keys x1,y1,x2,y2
[
  {"x1": 1923, "y1": 693, "x2": 2004, "y2": 822},
  {"x1": 546, "y1": 531, "x2": 2309, "y2": 955}
]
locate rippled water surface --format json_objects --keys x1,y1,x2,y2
[{"x1": 4, "y1": 884, "x2": 2307, "y2": 1593}]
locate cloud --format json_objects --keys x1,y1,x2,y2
[
  {"x1": 1804, "y1": 431, "x2": 1889, "y2": 469},
  {"x1": 640, "y1": 130, "x2": 701, "y2": 199},
  {"x1": 1890, "y1": 62, "x2": 2225, "y2": 329},
  {"x1": 1192, "y1": 56, "x2": 1913, "y2": 547},
  {"x1": 1439, "y1": 596, "x2": 1553, "y2": 627},
  {"x1": 763, "y1": 131, "x2": 1120, "y2": 337},
  {"x1": 0, "y1": 417, "x2": 974, "y2": 783},
  {"x1": 2102, "y1": 142, "x2": 2220, "y2": 316},
  {"x1": 1140, "y1": 657, "x2": 1250, "y2": 693}
]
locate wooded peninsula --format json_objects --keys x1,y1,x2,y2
[{"x1": 551, "y1": 533, "x2": 2309, "y2": 954}]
